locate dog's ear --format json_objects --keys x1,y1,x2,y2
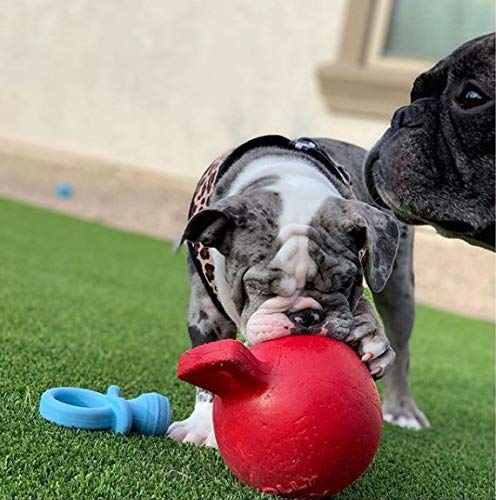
[
  {"x1": 182, "y1": 194, "x2": 248, "y2": 254},
  {"x1": 346, "y1": 200, "x2": 400, "y2": 293},
  {"x1": 181, "y1": 208, "x2": 234, "y2": 253}
]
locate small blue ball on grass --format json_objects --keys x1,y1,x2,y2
[{"x1": 56, "y1": 183, "x2": 73, "y2": 198}]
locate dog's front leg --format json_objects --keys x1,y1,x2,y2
[
  {"x1": 167, "y1": 388, "x2": 218, "y2": 447},
  {"x1": 346, "y1": 295, "x2": 396, "y2": 379},
  {"x1": 167, "y1": 266, "x2": 236, "y2": 448}
]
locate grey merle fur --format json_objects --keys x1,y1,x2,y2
[{"x1": 182, "y1": 137, "x2": 428, "y2": 429}]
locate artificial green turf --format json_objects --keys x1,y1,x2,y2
[{"x1": 0, "y1": 198, "x2": 493, "y2": 499}]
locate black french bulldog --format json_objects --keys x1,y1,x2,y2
[{"x1": 365, "y1": 33, "x2": 495, "y2": 251}]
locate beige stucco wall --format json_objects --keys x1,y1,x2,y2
[
  {"x1": 0, "y1": 0, "x2": 389, "y2": 182},
  {"x1": 0, "y1": 1, "x2": 493, "y2": 319}
]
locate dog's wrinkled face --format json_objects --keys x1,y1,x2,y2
[
  {"x1": 183, "y1": 192, "x2": 399, "y2": 345},
  {"x1": 365, "y1": 33, "x2": 495, "y2": 249}
]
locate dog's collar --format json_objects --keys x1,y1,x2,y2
[
  {"x1": 289, "y1": 137, "x2": 352, "y2": 187},
  {"x1": 215, "y1": 134, "x2": 352, "y2": 189}
]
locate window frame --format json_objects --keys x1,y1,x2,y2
[
  {"x1": 365, "y1": 0, "x2": 434, "y2": 72},
  {"x1": 318, "y1": 0, "x2": 433, "y2": 118}
]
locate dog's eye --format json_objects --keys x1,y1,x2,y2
[{"x1": 457, "y1": 85, "x2": 488, "y2": 109}]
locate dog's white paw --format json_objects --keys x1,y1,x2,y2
[
  {"x1": 167, "y1": 402, "x2": 218, "y2": 448},
  {"x1": 383, "y1": 405, "x2": 431, "y2": 430}
]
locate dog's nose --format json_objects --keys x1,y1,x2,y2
[
  {"x1": 391, "y1": 98, "x2": 437, "y2": 129},
  {"x1": 391, "y1": 104, "x2": 425, "y2": 129},
  {"x1": 391, "y1": 105, "x2": 410, "y2": 129},
  {"x1": 287, "y1": 308, "x2": 324, "y2": 328}
]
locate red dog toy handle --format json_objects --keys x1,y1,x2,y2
[{"x1": 177, "y1": 339, "x2": 270, "y2": 398}]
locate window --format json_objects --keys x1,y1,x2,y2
[{"x1": 318, "y1": 0, "x2": 495, "y2": 118}]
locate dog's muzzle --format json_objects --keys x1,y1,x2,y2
[{"x1": 244, "y1": 296, "x2": 324, "y2": 345}]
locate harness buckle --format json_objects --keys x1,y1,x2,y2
[
  {"x1": 291, "y1": 137, "x2": 319, "y2": 151},
  {"x1": 290, "y1": 137, "x2": 352, "y2": 186}
]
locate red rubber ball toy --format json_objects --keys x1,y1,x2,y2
[{"x1": 177, "y1": 335, "x2": 382, "y2": 498}]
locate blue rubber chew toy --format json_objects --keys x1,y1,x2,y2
[{"x1": 39, "y1": 385, "x2": 171, "y2": 436}]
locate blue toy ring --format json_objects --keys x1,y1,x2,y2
[{"x1": 39, "y1": 385, "x2": 171, "y2": 436}]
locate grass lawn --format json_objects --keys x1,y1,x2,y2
[{"x1": 0, "y1": 198, "x2": 494, "y2": 499}]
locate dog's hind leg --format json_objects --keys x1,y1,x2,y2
[
  {"x1": 372, "y1": 224, "x2": 431, "y2": 430},
  {"x1": 167, "y1": 255, "x2": 237, "y2": 447}
]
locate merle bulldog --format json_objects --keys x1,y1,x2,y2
[
  {"x1": 365, "y1": 33, "x2": 495, "y2": 251},
  {"x1": 168, "y1": 135, "x2": 423, "y2": 448}
]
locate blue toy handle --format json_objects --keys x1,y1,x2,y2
[{"x1": 39, "y1": 385, "x2": 171, "y2": 436}]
